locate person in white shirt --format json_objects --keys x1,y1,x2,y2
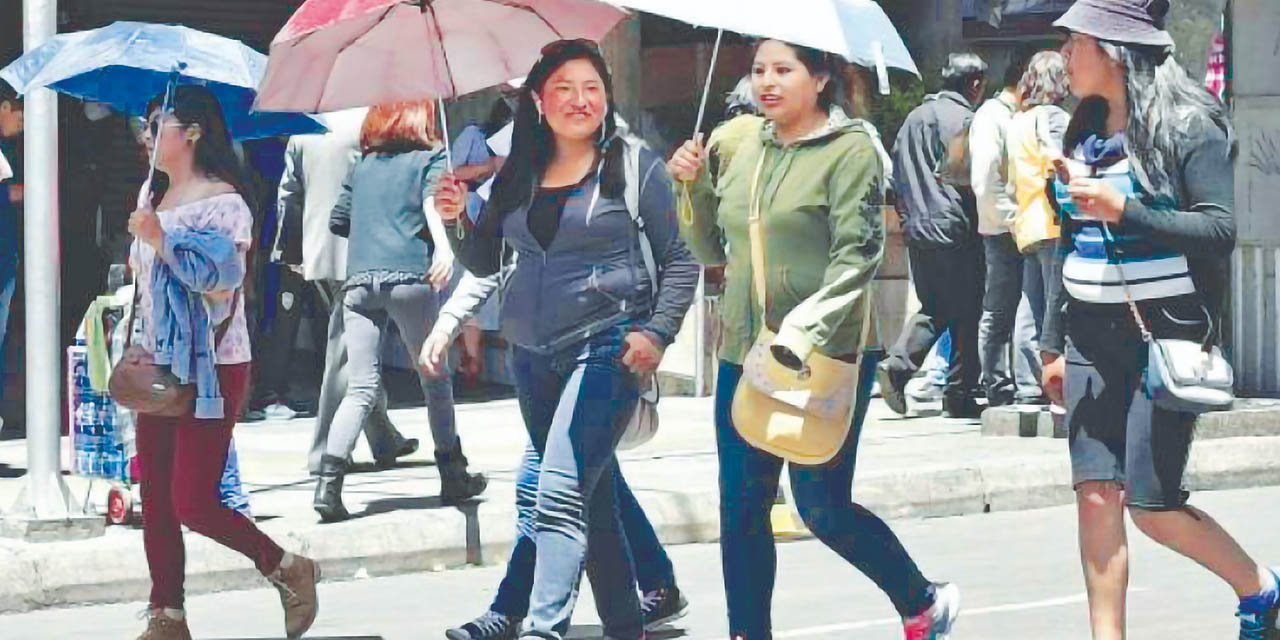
[{"x1": 969, "y1": 49, "x2": 1044, "y2": 406}]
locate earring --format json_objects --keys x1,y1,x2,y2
[{"x1": 600, "y1": 110, "x2": 610, "y2": 144}]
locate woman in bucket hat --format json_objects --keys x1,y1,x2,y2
[{"x1": 1043, "y1": 2, "x2": 1280, "y2": 639}]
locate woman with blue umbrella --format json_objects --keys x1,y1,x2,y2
[{"x1": 127, "y1": 84, "x2": 319, "y2": 640}]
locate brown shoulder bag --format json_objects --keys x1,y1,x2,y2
[{"x1": 109, "y1": 281, "x2": 240, "y2": 418}]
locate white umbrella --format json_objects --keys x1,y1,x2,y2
[{"x1": 610, "y1": 0, "x2": 919, "y2": 133}]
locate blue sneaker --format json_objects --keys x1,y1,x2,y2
[{"x1": 1236, "y1": 568, "x2": 1280, "y2": 640}]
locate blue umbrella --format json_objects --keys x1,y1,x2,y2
[{"x1": 0, "y1": 22, "x2": 325, "y2": 141}]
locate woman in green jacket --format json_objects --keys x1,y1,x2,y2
[{"x1": 669, "y1": 39, "x2": 958, "y2": 640}]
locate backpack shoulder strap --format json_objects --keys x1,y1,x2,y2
[{"x1": 623, "y1": 139, "x2": 660, "y2": 302}]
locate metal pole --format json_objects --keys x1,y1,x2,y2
[{"x1": 12, "y1": 0, "x2": 75, "y2": 522}]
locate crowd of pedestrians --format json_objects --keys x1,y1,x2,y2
[{"x1": 6, "y1": 1, "x2": 1262, "y2": 639}]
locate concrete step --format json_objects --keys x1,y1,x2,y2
[{"x1": 983, "y1": 398, "x2": 1280, "y2": 439}]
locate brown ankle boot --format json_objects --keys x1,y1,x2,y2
[
  {"x1": 136, "y1": 609, "x2": 192, "y2": 640},
  {"x1": 267, "y1": 553, "x2": 321, "y2": 639}
]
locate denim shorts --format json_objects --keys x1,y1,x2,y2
[{"x1": 1063, "y1": 300, "x2": 1208, "y2": 510}]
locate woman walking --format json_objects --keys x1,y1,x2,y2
[
  {"x1": 315, "y1": 100, "x2": 486, "y2": 521},
  {"x1": 1042, "y1": 2, "x2": 1280, "y2": 638},
  {"x1": 1007, "y1": 50, "x2": 1070, "y2": 349},
  {"x1": 669, "y1": 39, "x2": 959, "y2": 640},
  {"x1": 434, "y1": 39, "x2": 698, "y2": 640},
  {"x1": 128, "y1": 85, "x2": 319, "y2": 640}
]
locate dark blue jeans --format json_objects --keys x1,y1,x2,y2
[
  {"x1": 510, "y1": 327, "x2": 644, "y2": 640},
  {"x1": 489, "y1": 441, "x2": 676, "y2": 618},
  {"x1": 716, "y1": 351, "x2": 933, "y2": 639}
]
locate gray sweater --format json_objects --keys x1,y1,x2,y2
[{"x1": 330, "y1": 148, "x2": 448, "y2": 280}]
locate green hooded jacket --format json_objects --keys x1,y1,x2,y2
[{"x1": 679, "y1": 107, "x2": 886, "y2": 366}]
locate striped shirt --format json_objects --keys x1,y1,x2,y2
[{"x1": 1058, "y1": 155, "x2": 1196, "y2": 304}]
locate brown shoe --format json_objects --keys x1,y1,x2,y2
[
  {"x1": 136, "y1": 609, "x2": 193, "y2": 640},
  {"x1": 267, "y1": 553, "x2": 321, "y2": 639}
]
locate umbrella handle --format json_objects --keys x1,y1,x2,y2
[
  {"x1": 439, "y1": 96, "x2": 454, "y2": 173},
  {"x1": 693, "y1": 29, "x2": 724, "y2": 139}
]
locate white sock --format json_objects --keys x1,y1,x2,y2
[
  {"x1": 162, "y1": 608, "x2": 185, "y2": 621},
  {"x1": 279, "y1": 552, "x2": 296, "y2": 570},
  {"x1": 1259, "y1": 566, "x2": 1278, "y2": 595}
]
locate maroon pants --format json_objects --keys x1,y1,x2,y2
[{"x1": 136, "y1": 363, "x2": 285, "y2": 609}]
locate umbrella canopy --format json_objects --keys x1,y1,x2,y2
[
  {"x1": 256, "y1": 0, "x2": 628, "y2": 113},
  {"x1": 0, "y1": 22, "x2": 325, "y2": 141},
  {"x1": 609, "y1": 0, "x2": 918, "y2": 77}
]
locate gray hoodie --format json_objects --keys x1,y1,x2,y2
[{"x1": 446, "y1": 137, "x2": 697, "y2": 355}]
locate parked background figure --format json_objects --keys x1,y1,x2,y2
[
  {"x1": 435, "y1": 39, "x2": 698, "y2": 640},
  {"x1": 877, "y1": 53, "x2": 989, "y2": 420},
  {"x1": 671, "y1": 39, "x2": 959, "y2": 640},
  {"x1": 421, "y1": 246, "x2": 689, "y2": 640},
  {"x1": 127, "y1": 85, "x2": 318, "y2": 640},
  {"x1": 970, "y1": 47, "x2": 1044, "y2": 407},
  {"x1": 0, "y1": 85, "x2": 22, "y2": 434},
  {"x1": 274, "y1": 107, "x2": 419, "y2": 477},
  {"x1": 314, "y1": 100, "x2": 486, "y2": 522},
  {"x1": 1043, "y1": 2, "x2": 1280, "y2": 638},
  {"x1": 1007, "y1": 50, "x2": 1070, "y2": 382}
]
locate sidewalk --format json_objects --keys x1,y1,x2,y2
[{"x1": 3, "y1": 394, "x2": 1280, "y2": 614}]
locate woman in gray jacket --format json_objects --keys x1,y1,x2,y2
[
  {"x1": 314, "y1": 100, "x2": 486, "y2": 522},
  {"x1": 434, "y1": 40, "x2": 697, "y2": 640}
]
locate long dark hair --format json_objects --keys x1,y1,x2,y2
[
  {"x1": 483, "y1": 39, "x2": 622, "y2": 234},
  {"x1": 752, "y1": 39, "x2": 843, "y2": 111},
  {"x1": 146, "y1": 84, "x2": 254, "y2": 209}
]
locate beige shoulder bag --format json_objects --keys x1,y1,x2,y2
[{"x1": 730, "y1": 152, "x2": 874, "y2": 465}]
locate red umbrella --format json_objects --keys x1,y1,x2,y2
[{"x1": 255, "y1": 0, "x2": 628, "y2": 113}]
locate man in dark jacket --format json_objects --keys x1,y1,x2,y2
[{"x1": 879, "y1": 53, "x2": 989, "y2": 419}]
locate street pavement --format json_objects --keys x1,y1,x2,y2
[
  {"x1": 5, "y1": 484, "x2": 1279, "y2": 639},
  {"x1": 3, "y1": 392, "x2": 1280, "y2": 616}
]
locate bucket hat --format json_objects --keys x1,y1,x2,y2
[{"x1": 1053, "y1": 0, "x2": 1175, "y2": 48}]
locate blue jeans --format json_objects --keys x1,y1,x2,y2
[
  {"x1": 716, "y1": 351, "x2": 933, "y2": 638},
  {"x1": 511, "y1": 327, "x2": 644, "y2": 640},
  {"x1": 490, "y1": 443, "x2": 676, "y2": 619}
]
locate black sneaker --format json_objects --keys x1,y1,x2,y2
[
  {"x1": 641, "y1": 585, "x2": 689, "y2": 631},
  {"x1": 445, "y1": 610, "x2": 521, "y2": 640},
  {"x1": 877, "y1": 362, "x2": 910, "y2": 416},
  {"x1": 942, "y1": 397, "x2": 984, "y2": 420}
]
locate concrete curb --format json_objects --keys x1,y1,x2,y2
[
  {"x1": 983, "y1": 400, "x2": 1280, "y2": 440},
  {"x1": 3, "y1": 436, "x2": 1280, "y2": 614}
]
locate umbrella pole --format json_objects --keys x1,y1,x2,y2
[
  {"x1": 689, "y1": 28, "x2": 722, "y2": 397},
  {"x1": 693, "y1": 28, "x2": 724, "y2": 138},
  {"x1": 138, "y1": 74, "x2": 178, "y2": 210},
  {"x1": 439, "y1": 96, "x2": 454, "y2": 173}
]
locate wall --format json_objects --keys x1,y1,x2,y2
[{"x1": 1230, "y1": 0, "x2": 1280, "y2": 395}]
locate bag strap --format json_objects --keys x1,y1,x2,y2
[
  {"x1": 1100, "y1": 224, "x2": 1214, "y2": 350},
  {"x1": 213, "y1": 288, "x2": 242, "y2": 348},
  {"x1": 623, "y1": 141, "x2": 660, "y2": 303},
  {"x1": 747, "y1": 150, "x2": 770, "y2": 317}
]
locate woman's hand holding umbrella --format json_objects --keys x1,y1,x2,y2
[
  {"x1": 128, "y1": 207, "x2": 165, "y2": 251},
  {"x1": 434, "y1": 173, "x2": 469, "y2": 225},
  {"x1": 668, "y1": 134, "x2": 707, "y2": 183}
]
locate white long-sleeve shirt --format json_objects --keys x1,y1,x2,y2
[
  {"x1": 0, "y1": 146, "x2": 11, "y2": 183},
  {"x1": 969, "y1": 89, "x2": 1019, "y2": 237}
]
